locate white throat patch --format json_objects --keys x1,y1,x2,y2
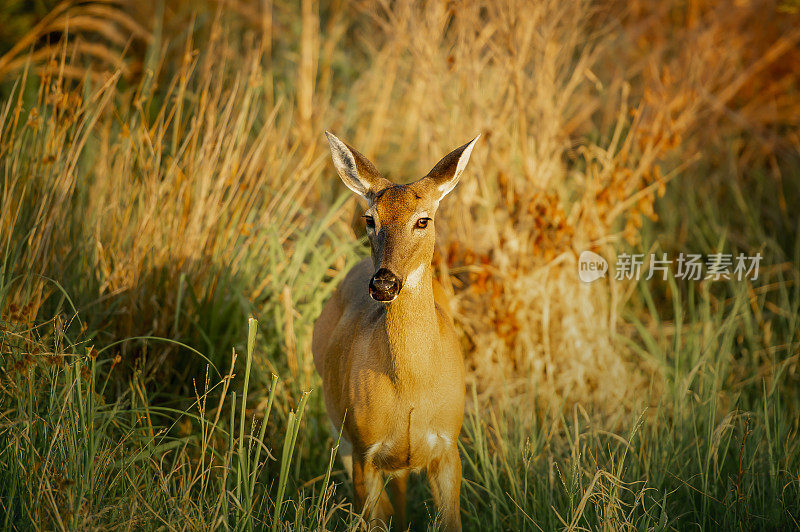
[{"x1": 405, "y1": 263, "x2": 426, "y2": 289}]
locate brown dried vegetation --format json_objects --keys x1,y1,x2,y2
[{"x1": 1, "y1": 0, "x2": 798, "y2": 412}]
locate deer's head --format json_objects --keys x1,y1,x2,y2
[{"x1": 326, "y1": 132, "x2": 479, "y2": 302}]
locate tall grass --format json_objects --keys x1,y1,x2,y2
[
  {"x1": 0, "y1": 314, "x2": 353, "y2": 529},
  {"x1": 1, "y1": 0, "x2": 798, "y2": 529}
]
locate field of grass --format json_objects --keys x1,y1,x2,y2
[{"x1": 1, "y1": 0, "x2": 799, "y2": 529}]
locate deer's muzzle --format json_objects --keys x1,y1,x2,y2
[{"x1": 369, "y1": 268, "x2": 402, "y2": 302}]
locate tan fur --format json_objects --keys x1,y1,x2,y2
[{"x1": 313, "y1": 134, "x2": 478, "y2": 531}]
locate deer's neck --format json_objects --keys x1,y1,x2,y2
[{"x1": 383, "y1": 263, "x2": 438, "y2": 381}]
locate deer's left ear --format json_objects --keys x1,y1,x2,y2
[{"x1": 423, "y1": 135, "x2": 480, "y2": 201}]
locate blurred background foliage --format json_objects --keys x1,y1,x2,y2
[
  {"x1": 0, "y1": 0, "x2": 60, "y2": 55},
  {"x1": 0, "y1": 0, "x2": 798, "y2": 529}
]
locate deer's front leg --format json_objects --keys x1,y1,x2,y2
[
  {"x1": 388, "y1": 470, "x2": 409, "y2": 530},
  {"x1": 427, "y1": 446, "x2": 462, "y2": 531},
  {"x1": 353, "y1": 455, "x2": 393, "y2": 529}
]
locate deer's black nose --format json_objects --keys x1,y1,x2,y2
[{"x1": 369, "y1": 268, "x2": 402, "y2": 302}]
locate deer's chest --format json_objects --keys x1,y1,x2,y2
[{"x1": 349, "y1": 372, "x2": 460, "y2": 471}]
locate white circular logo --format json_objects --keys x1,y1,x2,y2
[{"x1": 578, "y1": 250, "x2": 608, "y2": 283}]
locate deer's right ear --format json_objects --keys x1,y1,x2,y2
[{"x1": 325, "y1": 132, "x2": 389, "y2": 198}]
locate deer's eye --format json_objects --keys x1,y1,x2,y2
[
  {"x1": 364, "y1": 216, "x2": 375, "y2": 229},
  {"x1": 415, "y1": 218, "x2": 431, "y2": 229}
]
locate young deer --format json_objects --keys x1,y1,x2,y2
[{"x1": 312, "y1": 132, "x2": 478, "y2": 531}]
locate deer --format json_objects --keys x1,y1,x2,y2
[{"x1": 312, "y1": 132, "x2": 479, "y2": 531}]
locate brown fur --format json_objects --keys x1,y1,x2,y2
[{"x1": 313, "y1": 133, "x2": 478, "y2": 531}]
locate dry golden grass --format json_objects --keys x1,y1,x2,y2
[
  {"x1": 1, "y1": 1, "x2": 799, "y2": 529},
  {"x1": 2, "y1": 0, "x2": 799, "y2": 412}
]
